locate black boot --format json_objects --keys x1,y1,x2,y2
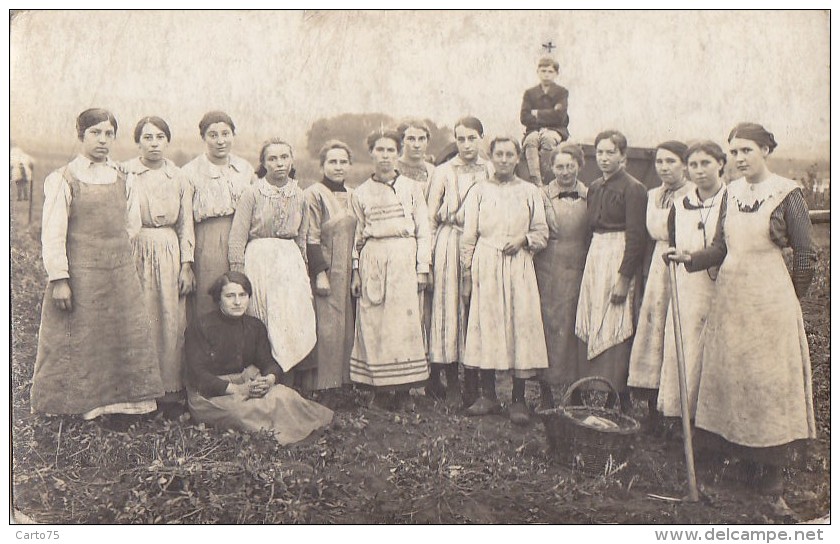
[
  {"x1": 371, "y1": 390, "x2": 394, "y2": 410},
  {"x1": 480, "y1": 370, "x2": 498, "y2": 402},
  {"x1": 462, "y1": 367, "x2": 479, "y2": 409},
  {"x1": 425, "y1": 364, "x2": 445, "y2": 401},
  {"x1": 510, "y1": 378, "x2": 530, "y2": 425},
  {"x1": 606, "y1": 390, "x2": 633, "y2": 414},
  {"x1": 538, "y1": 382, "x2": 555, "y2": 410},
  {"x1": 444, "y1": 364, "x2": 461, "y2": 406},
  {"x1": 619, "y1": 390, "x2": 633, "y2": 414},
  {"x1": 466, "y1": 370, "x2": 501, "y2": 416}
]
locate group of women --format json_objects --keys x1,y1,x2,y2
[{"x1": 30, "y1": 108, "x2": 816, "y2": 499}]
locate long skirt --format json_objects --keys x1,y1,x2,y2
[
  {"x1": 191, "y1": 215, "x2": 233, "y2": 323},
  {"x1": 657, "y1": 264, "x2": 715, "y2": 418},
  {"x1": 132, "y1": 226, "x2": 186, "y2": 394},
  {"x1": 463, "y1": 239, "x2": 548, "y2": 377},
  {"x1": 535, "y1": 238, "x2": 586, "y2": 386},
  {"x1": 627, "y1": 239, "x2": 671, "y2": 389},
  {"x1": 303, "y1": 215, "x2": 356, "y2": 390},
  {"x1": 244, "y1": 238, "x2": 317, "y2": 372},
  {"x1": 428, "y1": 223, "x2": 466, "y2": 365},
  {"x1": 575, "y1": 231, "x2": 637, "y2": 391},
  {"x1": 187, "y1": 366, "x2": 333, "y2": 445},
  {"x1": 694, "y1": 250, "x2": 815, "y2": 449},
  {"x1": 32, "y1": 252, "x2": 162, "y2": 416},
  {"x1": 350, "y1": 237, "x2": 429, "y2": 388}
]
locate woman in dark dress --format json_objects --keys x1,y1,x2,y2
[{"x1": 184, "y1": 271, "x2": 333, "y2": 444}]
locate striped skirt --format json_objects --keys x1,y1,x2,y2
[{"x1": 350, "y1": 237, "x2": 429, "y2": 388}]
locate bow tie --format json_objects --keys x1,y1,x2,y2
[{"x1": 556, "y1": 191, "x2": 581, "y2": 200}]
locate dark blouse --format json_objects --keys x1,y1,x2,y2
[
  {"x1": 684, "y1": 188, "x2": 816, "y2": 297},
  {"x1": 586, "y1": 168, "x2": 648, "y2": 276},
  {"x1": 519, "y1": 82, "x2": 570, "y2": 136},
  {"x1": 306, "y1": 177, "x2": 347, "y2": 276},
  {"x1": 184, "y1": 309, "x2": 284, "y2": 397}
]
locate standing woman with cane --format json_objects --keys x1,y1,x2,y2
[
  {"x1": 667, "y1": 123, "x2": 817, "y2": 502},
  {"x1": 658, "y1": 141, "x2": 726, "y2": 423}
]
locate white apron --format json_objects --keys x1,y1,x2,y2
[
  {"x1": 575, "y1": 231, "x2": 637, "y2": 360},
  {"x1": 244, "y1": 238, "x2": 317, "y2": 371},
  {"x1": 694, "y1": 176, "x2": 815, "y2": 447},
  {"x1": 628, "y1": 182, "x2": 694, "y2": 389},
  {"x1": 657, "y1": 187, "x2": 723, "y2": 417}
]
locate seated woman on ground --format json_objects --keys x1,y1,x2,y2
[{"x1": 184, "y1": 271, "x2": 333, "y2": 445}]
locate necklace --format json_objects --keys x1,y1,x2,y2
[
  {"x1": 694, "y1": 188, "x2": 722, "y2": 281},
  {"x1": 696, "y1": 189, "x2": 720, "y2": 233}
]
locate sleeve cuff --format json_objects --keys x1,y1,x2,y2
[
  {"x1": 352, "y1": 258, "x2": 359, "y2": 270},
  {"x1": 416, "y1": 263, "x2": 430, "y2": 274},
  {"x1": 306, "y1": 244, "x2": 329, "y2": 277},
  {"x1": 48, "y1": 273, "x2": 70, "y2": 282}
]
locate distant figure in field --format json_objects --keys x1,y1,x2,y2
[
  {"x1": 520, "y1": 57, "x2": 570, "y2": 185},
  {"x1": 10, "y1": 144, "x2": 34, "y2": 201}
]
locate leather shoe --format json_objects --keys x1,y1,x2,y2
[
  {"x1": 509, "y1": 401, "x2": 531, "y2": 426},
  {"x1": 465, "y1": 396, "x2": 501, "y2": 416}
]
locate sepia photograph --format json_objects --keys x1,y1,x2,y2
[{"x1": 7, "y1": 9, "x2": 831, "y2": 529}]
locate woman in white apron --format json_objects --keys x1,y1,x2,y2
[
  {"x1": 350, "y1": 129, "x2": 431, "y2": 411},
  {"x1": 395, "y1": 120, "x2": 436, "y2": 396},
  {"x1": 658, "y1": 141, "x2": 726, "y2": 421},
  {"x1": 575, "y1": 130, "x2": 648, "y2": 413},
  {"x1": 668, "y1": 123, "x2": 816, "y2": 499},
  {"x1": 228, "y1": 139, "x2": 316, "y2": 374},
  {"x1": 628, "y1": 141, "x2": 694, "y2": 424},
  {"x1": 460, "y1": 137, "x2": 549, "y2": 425}
]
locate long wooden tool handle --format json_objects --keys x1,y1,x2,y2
[{"x1": 668, "y1": 261, "x2": 700, "y2": 502}]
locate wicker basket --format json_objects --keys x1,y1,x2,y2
[{"x1": 537, "y1": 376, "x2": 640, "y2": 475}]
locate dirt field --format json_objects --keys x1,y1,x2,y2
[{"x1": 9, "y1": 183, "x2": 830, "y2": 524}]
